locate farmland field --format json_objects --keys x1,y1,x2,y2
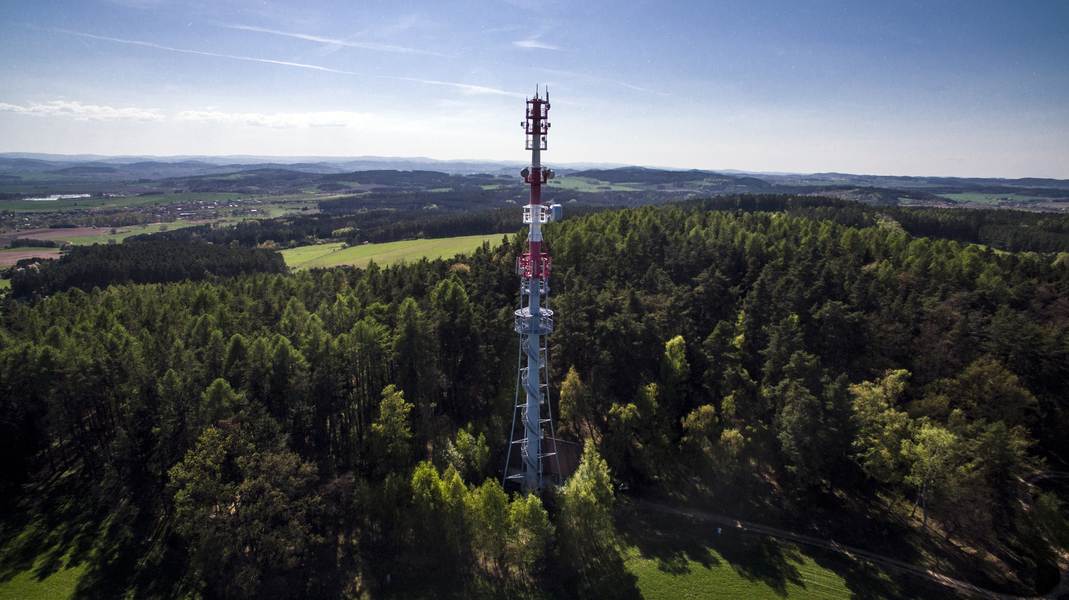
[
  {"x1": 0, "y1": 192, "x2": 244, "y2": 212},
  {"x1": 938, "y1": 192, "x2": 1052, "y2": 205},
  {"x1": 0, "y1": 247, "x2": 61, "y2": 267},
  {"x1": 548, "y1": 176, "x2": 641, "y2": 192},
  {"x1": 281, "y1": 234, "x2": 503, "y2": 269},
  {"x1": 65, "y1": 222, "x2": 206, "y2": 245},
  {"x1": 0, "y1": 221, "x2": 205, "y2": 247}
]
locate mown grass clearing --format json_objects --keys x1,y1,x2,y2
[
  {"x1": 621, "y1": 507, "x2": 923, "y2": 600},
  {"x1": 626, "y1": 546, "x2": 851, "y2": 599},
  {"x1": 0, "y1": 557, "x2": 84, "y2": 600},
  {"x1": 282, "y1": 234, "x2": 503, "y2": 269}
]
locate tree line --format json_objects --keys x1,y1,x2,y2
[{"x1": 9, "y1": 240, "x2": 285, "y2": 299}]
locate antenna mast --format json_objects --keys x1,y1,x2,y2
[{"x1": 504, "y1": 87, "x2": 563, "y2": 492}]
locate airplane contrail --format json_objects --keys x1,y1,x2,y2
[
  {"x1": 54, "y1": 29, "x2": 518, "y2": 98},
  {"x1": 54, "y1": 29, "x2": 363, "y2": 75},
  {"x1": 223, "y1": 24, "x2": 448, "y2": 57}
]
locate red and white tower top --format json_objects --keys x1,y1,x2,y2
[{"x1": 519, "y1": 87, "x2": 559, "y2": 281}]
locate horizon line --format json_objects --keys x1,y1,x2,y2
[{"x1": 1, "y1": 151, "x2": 1067, "y2": 181}]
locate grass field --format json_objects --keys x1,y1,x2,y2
[
  {"x1": 548, "y1": 176, "x2": 641, "y2": 192},
  {"x1": 626, "y1": 543, "x2": 857, "y2": 599},
  {"x1": 938, "y1": 192, "x2": 1051, "y2": 205},
  {"x1": 0, "y1": 557, "x2": 83, "y2": 600},
  {"x1": 282, "y1": 234, "x2": 502, "y2": 269},
  {"x1": 0, "y1": 278, "x2": 10, "y2": 291},
  {"x1": 621, "y1": 507, "x2": 926, "y2": 600},
  {"x1": 0, "y1": 496, "x2": 95, "y2": 600}
]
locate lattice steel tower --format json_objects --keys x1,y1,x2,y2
[{"x1": 504, "y1": 87, "x2": 562, "y2": 493}]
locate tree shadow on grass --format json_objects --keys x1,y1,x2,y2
[
  {"x1": 801, "y1": 490, "x2": 961, "y2": 600},
  {"x1": 544, "y1": 535, "x2": 641, "y2": 600},
  {"x1": 1, "y1": 469, "x2": 184, "y2": 600},
  {"x1": 714, "y1": 532, "x2": 805, "y2": 597},
  {"x1": 69, "y1": 501, "x2": 144, "y2": 600},
  {"x1": 0, "y1": 470, "x2": 107, "y2": 586},
  {"x1": 808, "y1": 549, "x2": 935, "y2": 600},
  {"x1": 620, "y1": 506, "x2": 721, "y2": 576},
  {"x1": 70, "y1": 493, "x2": 196, "y2": 600},
  {"x1": 619, "y1": 506, "x2": 805, "y2": 597},
  {"x1": 578, "y1": 551, "x2": 643, "y2": 600}
]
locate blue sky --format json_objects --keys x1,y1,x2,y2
[{"x1": 1, "y1": 0, "x2": 1067, "y2": 177}]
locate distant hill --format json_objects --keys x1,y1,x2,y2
[
  {"x1": 761, "y1": 171, "x2": 1069, "y2": 192},
  {"x1": 570, "y1": 167, "x2": 774, "y2": 194},
  {"x1": 1, "y1": 153, "x2": 1068, "y2": 210},
  {"x1": 0, "y1": 153, "x2": 622, "y2": 177},
  {"x1": 51, "y1": 165, "x2": 119, "y2": 175}
]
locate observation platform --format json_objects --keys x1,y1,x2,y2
[{"x1": 514, "y1": 307, "x2": 554, "y2": 335}]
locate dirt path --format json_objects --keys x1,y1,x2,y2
[{"x1": 636, "y1": 499, "x2": 1068, "y2": 600}]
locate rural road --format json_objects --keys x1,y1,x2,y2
[{"x1": 635, "y1": 500, "x2": 1069, "y2": 600}]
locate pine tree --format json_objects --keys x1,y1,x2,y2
[{"x1": 392, "y1": 297, "x2": 437, "y2": 437}]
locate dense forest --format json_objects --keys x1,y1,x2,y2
[
  {"x1": 135, "y1": 196, "x2": 1069, "y2": 254},
  {"x1": 2, "y1": 197, "x2": 1069, "y2": 598},
  {"x1": 9, "y1": 241, "x2": 285, "y2": 299},
  {"x1": 132, "y1": 208, "x2": 529, "y2": 248}
]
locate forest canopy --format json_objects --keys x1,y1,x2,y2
[{"x1": 1, "y1": 197, "x2": 1068, "y2": 597}]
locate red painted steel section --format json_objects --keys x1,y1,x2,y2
[
  {"x1": 529, "y1": 241, "x2": 542, "y2": 277},
  {"x1": 525, "y1": 96, "x2": 548, "y2": 279},
  {"x1": 517, "y1": 252, "x2": 552, "y2": 280}
]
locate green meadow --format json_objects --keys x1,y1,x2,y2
[{"x1": 281, "y1": 234, "x2": 503, "y2": 269}]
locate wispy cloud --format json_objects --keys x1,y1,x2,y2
[
  {"x1": 0, "y1": 100, "x2": 165, "y2": 121},
  {"x1": 53, "y1": 29, "x2": 363, "y2": 76},
  {"x1": 103, "y1": 0, "x2": 168, "y2": 8},
  {"x1": 49, "y1": 29, "x2": 518, "y2": 99},
  {"x1": 0, "y1": 101, "x2": 423, "y2": 132},
  {"x1": 387, "y1": 77, "x2": 523, "y2": 98},
  {"x1": 222, "y1": 24, "x2": 447, "y2": 57},
  {"x1": 537, "y1": 67, "x2": 669, "y2": 96},
  {"x1": 176, "y1": 109, "x2": 414, "y2": 130},
  {"x1": 482, "y1": 24, "x2": 524, "y2": 34},
  {"x1": 513, "y1": 37, "x2": 561, "y2": 51}
]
